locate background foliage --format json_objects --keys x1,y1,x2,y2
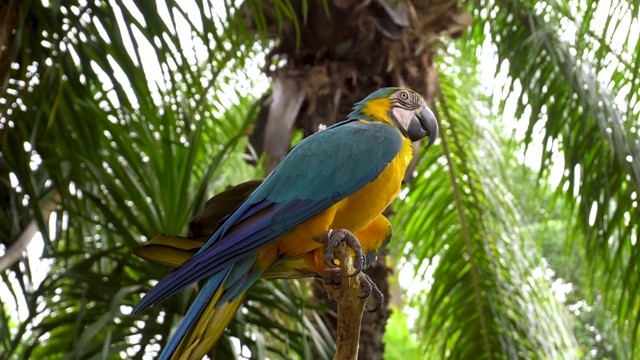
[{"x1": 1, "y1": 0, "x2": 639, "y2": 359}]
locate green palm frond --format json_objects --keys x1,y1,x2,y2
[
  {"x1": 394, "y1": 39, "x2": 578, "y2": 358},
  {"x1": 1, "y1": 0, "x2": 330, "y2": 358},
  {"x1": 477, "y1": 0, "x2": 640, "y2": 354},
  {"x1": 4, "y1": 0, "x2": 640, "y2": 358},
  {"x1": 392, "y1": 0, "x2": 640, "y2": 357}
]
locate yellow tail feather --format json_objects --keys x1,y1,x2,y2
[
  {"x1": 133, "y1": 234, "x2": 206, "y2": 269},
  {"x1": 173, "y1": 292, "x2": 247, "y2": 360}
]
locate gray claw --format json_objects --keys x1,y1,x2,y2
[
  {"x1": 359, "y1": 273, "x2": 384, "y2": 312},
  {"x1": 319, "y1": 229, "x2": 365, "y2": 277}
]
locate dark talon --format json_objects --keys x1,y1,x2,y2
[
  {"x1": 359, "y1": 273, "x2": 384, "y2": 312},
  {"x1": 320, "y1": 230, "x2": 338, "y2": 268},
  {"x1": 359, "y1": 276, "x2": 372, "y2": 299},
  {"x1": 318, "y1": 229, "x2": 365, "y2": 277}
]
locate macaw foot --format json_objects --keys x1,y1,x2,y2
[
  {"x1": 319, "y1": 229, "x2": 365, "y2": 277},
  {"x1": 324, "y1": 267, "x2": 384, "y2": 312},
  {"x1": 358, "y1": 272, "x2": 384, "y2": 312}
]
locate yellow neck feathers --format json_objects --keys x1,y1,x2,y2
[{"x1": 360, "y1": 98, "x2": 394, "y2": 126}]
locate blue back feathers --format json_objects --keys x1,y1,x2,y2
[{"x1": 135, "y1": 90, "x2": 406, "y2": 359}]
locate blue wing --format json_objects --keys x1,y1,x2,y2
[{"x1": 134, "y1": 120, "x2": 403, "y2": 313}]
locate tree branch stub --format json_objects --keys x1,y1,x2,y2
[{"x1": 323, "y1": 241, "x2": 367, "y2": 360}]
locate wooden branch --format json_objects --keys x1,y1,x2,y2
[
  {"x1": 0, "y1": 192, "x2": 59, "y2": 272},
  {"x1": 323, "y1": 241, "x2": 367, "y2": 360}
]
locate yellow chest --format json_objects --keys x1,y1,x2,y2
[
  {"x1": 331, "y1": 136, "x2": 413, "y2": 231},
  {"x1": 267, "y1": 134, "x2": 413, "y2": 265}
]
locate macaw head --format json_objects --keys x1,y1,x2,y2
[{"x1": 348, "y1": 87, "x2": 439, "y2": 146}]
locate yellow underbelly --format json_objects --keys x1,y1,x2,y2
[{"x1": 262, "y1": 135, "x2": 413, "y2": 267}]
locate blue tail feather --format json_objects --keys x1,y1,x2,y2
[
  {"x1": 218, "y1": 271, "x2": 263, "y2": 306},
  {"x1": 159, "y1": 267, "x2": 229, "y2": 360},
  {"x1": 133, "y1": 210, "x2": 276, "y2": 315}
]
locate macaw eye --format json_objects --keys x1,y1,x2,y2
[{"x1": 399, "y1": 91, "x2": 409, "y2": 100}]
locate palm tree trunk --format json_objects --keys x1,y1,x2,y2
[{"x1": 244, "y1": 0, "x2": 468, "y2": 356}]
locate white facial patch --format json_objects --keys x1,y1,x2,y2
[{"x1": 391, "y1": 106, "x2": 417, "y2": 132}]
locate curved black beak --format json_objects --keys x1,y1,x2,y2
[
  {"x1": 406, "y1": 106, "x2": 438, "y2": 145},
  {"x1": 418, "y1": 107, "x2": 438, "y2": 147}
]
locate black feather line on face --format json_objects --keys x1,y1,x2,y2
[{"x1": 391, "y1": 98, "x2": 420, "y2": 111}]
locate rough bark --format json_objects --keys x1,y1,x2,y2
[
  {"x1": 0, "y1": 191, "x2": 59, "y2": 272},
  {"x1": 357, "y1": 251, "x2": 392, "y2": 359},
  {"x1": 322, "y1": 240, "x2": 367, "y2": 360},
  {"x1": 314, "y1": 250, "x2": 391, "y2": 360}
]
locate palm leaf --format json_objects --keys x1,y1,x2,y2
[
  {"x1": 477, "y1": 0, "x2": 640, "y2": 355},
  {"x1": 1, "y1": 0, "x2": 328, "y2": 358},
  {"x1": 393, "y1": 0, "x2": 640, "y2": 357},
  {"x1": 393, "y1": 29, "x2": 578, "y2": 358}
]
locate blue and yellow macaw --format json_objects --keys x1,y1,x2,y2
[{"x1": 134, "y1": 87, "x2": 438, "y2": 359}]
